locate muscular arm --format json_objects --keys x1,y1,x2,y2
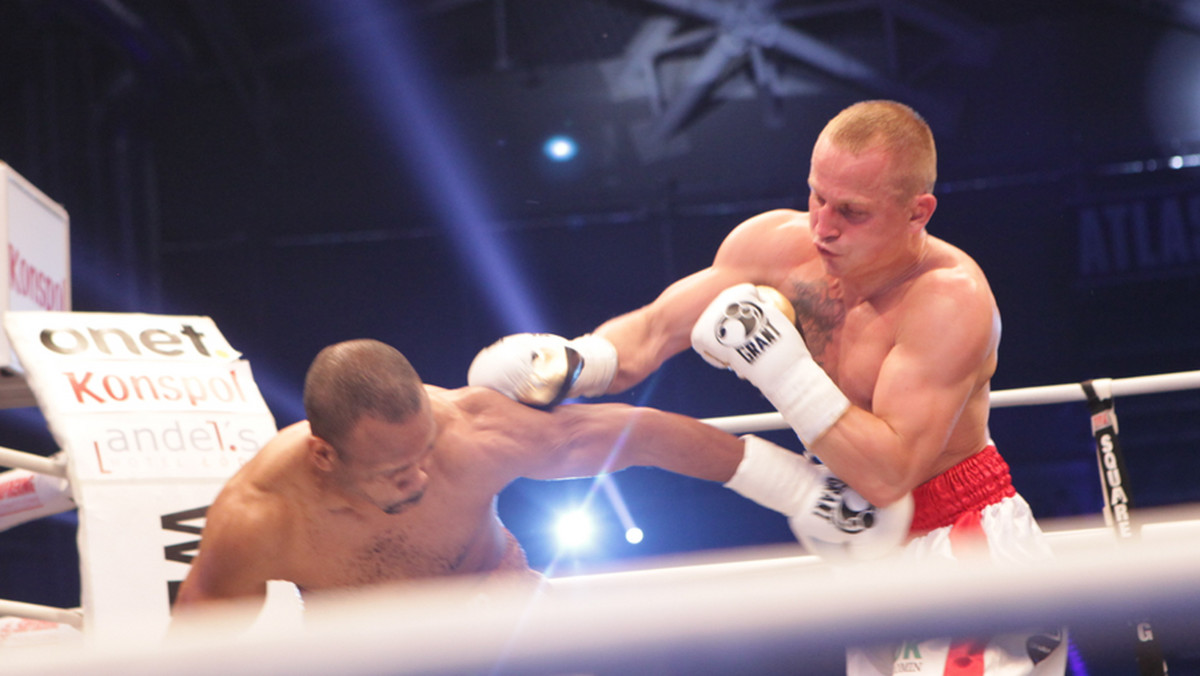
[
  {"x1": 470, "y1": 389, "x2": 915, "y2": 559},
  {"x1": 594, "y1": 210, "x2": 814, "y2": 392},
  {"x1": 809, "y1": 271, "x2": 999, "y2": 505},
  {"x1": 170, "y1": 491, "x2": 284, "y2": 624},
  {"x1": 462, "y1": 389, "x2": 744, "y2": 491}
]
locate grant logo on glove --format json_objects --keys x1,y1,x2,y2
[
  {"x1": 727, "y1": 436, "x2": 911, "y2": 563},
  {"x1": 705, "y1": 285, "x2": 795, "y2": 367},
  {"x1": 811, "y1": 476, "x2": 875, "y2": 534}
]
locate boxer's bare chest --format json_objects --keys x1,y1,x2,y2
[
  {"x1": 284, "y1": 502, "x2": 502, "y2": 590},
  {"x1": 781, "y1": 271, "x2": 899, "y2": 408}
]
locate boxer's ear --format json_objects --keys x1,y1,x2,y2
[
  {"x1": 908, "y1": 192, "x2": 936, "y2": 231},
  {"x1": 310, "y1": 436, "x2": 338, "y2": 472}
]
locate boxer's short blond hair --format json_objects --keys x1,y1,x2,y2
[{"x1": 819, "y1": 100, "x2": 937, "y2": 202}]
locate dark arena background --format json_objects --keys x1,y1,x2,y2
[{"x1": 2, "y1": 1, "x2": 1200, "y2": 673}]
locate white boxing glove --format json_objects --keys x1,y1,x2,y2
[
  {"x1": 793, "y1": 476, "x2": 914, "y2": 563},
  {"x1": 468, "y1": 333, "x2": 617, "y2": 408},
  {"x1": 691, "y1": 283, "x2": 850, "y2": 448},
  {"x1": 727, "y1": 436, "x2": 912, "y2": 561}
]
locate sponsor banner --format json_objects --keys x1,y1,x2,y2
[
  {"x1": 2, "y1": 311, "x2": 276, "y2": 645},
  {"x1": 76, "y1": 482, "x2": 225, "y2": 645},
  {"x1": 1095, "y1": 428, "x2": 1133, "y2": 537},
  {"x1": 9, "y1": 243, "x2": 68, "y2": 313},
  {"x1": 0, "y1": 164, "x2": 70, "y2": 382},
  {"x1": 1076, "y1": 189, "x2": 1200, "y2": 285},
  {"x1": 3, "y1": 165, "x2": 70, "y2": 314},
  {"x1": 5, "y1": 311, "x2": 240, "y2": 364},
  {"x1": 62, "y1": 410, "x2": 273, "y2": 481},
  {"x1": 30, "y1": 359, "x2": 268, "y2": 415}
]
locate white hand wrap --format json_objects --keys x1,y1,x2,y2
[
  {"x1": 691, "y1": 283, "x2": 850, "y2": 448},
  {"x1": 727, "y1": 436, "x2": 912, "y2": 561},
  {"x1": 725, "y1": 435, "x2": 822, "y2": 515},
  {"x1": 468, "y1": 333, "x2": 617, "y2": 407},
  {"x1": 563, "y1": 333, "x2": 618, "y2": 397}
]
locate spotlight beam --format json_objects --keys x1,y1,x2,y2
[
  {"x1": 310, "y1": 2, "x2": 545, "y2": 333},
  {"x1": 598, "y1": 476, "x2": 638, "y2": 539}
]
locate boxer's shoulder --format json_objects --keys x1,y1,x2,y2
[
  {"x1": 905, "y1": 250, "x2": 997, "y2": 320},
  {"x1": 430, "y1": 387, "x2": 550, "y2": 463},
  {"x1": 726, "y1": 209, "x2": 810, "y2": 243},
  {"x1": 441, "y1": 384, "x2": 536, "y2": 421},
  {"x1": 201, "y1": 482, "x2": 294, "y2": 578},
  {"x1": 718, "y1": 209, "x2": 817, "y2": 271},
  {"x1": 921, "y1": 236, "x2": 991, "y2": 283}
]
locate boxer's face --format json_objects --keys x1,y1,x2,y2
[
  {"x1": 336, "y1": 397, "x2": 437, "y2": 515},
  {"x1": 807, "y1": 137, "x2": 916, "y2": 280}
]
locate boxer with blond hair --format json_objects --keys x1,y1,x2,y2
[{"x1": 470, "y1": 100, "x2": 1066, "y2": 675}]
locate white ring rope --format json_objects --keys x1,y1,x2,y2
[
  {"x1": 0, "y1": 600, "x2": 82, "y2": 628},
  {"x1": 989, "y1": 369, "x2": 1200, "y2": 408},
  {"x1": 0, "y1": 447, "x2": 66, "y2": 478},
  {"x1": 3, "y1": 513, "x2": 1200, "y2": 676},
  {"x1": 701, "y1": 368, "x2": 1200, "y2": 434}
]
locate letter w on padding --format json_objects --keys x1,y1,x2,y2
[{"x1": 162, "y1": 505, "x2": 208, "y2": 564}]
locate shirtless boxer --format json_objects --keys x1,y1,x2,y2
[
  {"x1": 469, "y1": 101, "x2": 1066, "y2": 675},
  {"x1": 171, "y1": 338, "x2": 906, "y2": 632}
]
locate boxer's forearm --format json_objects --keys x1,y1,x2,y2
[
  {"x1": 540, "y1": 403, "x2": 743, "y2": 483},
  {"x1": 592, "y1": 312, "x2": 682, "y2": 394},
  {"x1": 805, "y1": 407, "x2": 921, "y2": 508},
  {"x1": 594, "y1": 265, "x2": 741, "y2": 394},
  {"x1": 624, "y1": 407, "x2": 745, "y2": 482}
]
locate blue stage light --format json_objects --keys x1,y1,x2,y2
[
  {"x1": 624, "y1": 527, "x2": 644, "y2": 545},
  {"x1": 543, "y1": 135, "x2": 578, "y2": 162},
  {"x1": 555, "y1": 509, "x2": 594, "y2": 551}
]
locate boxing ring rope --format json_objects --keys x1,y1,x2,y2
[
  {"x1": 0, "y1": 446, "x2": 66, "y2": 478},
  {"x1": 0, "y1": 601, "x2": 82, "y2": 628},
  {"x1": 0, "y1": 447, "x2": 79, "y2": 636},
  {"x1": 701, "y1": 368, "x2": 1200, "y2": 434},
  {"x1": 4, "y1": 509, "x2": 1200, "y2": 676},
  {"x1": 3, "y1": 367, "x2": 1200, "y2": 671}
]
